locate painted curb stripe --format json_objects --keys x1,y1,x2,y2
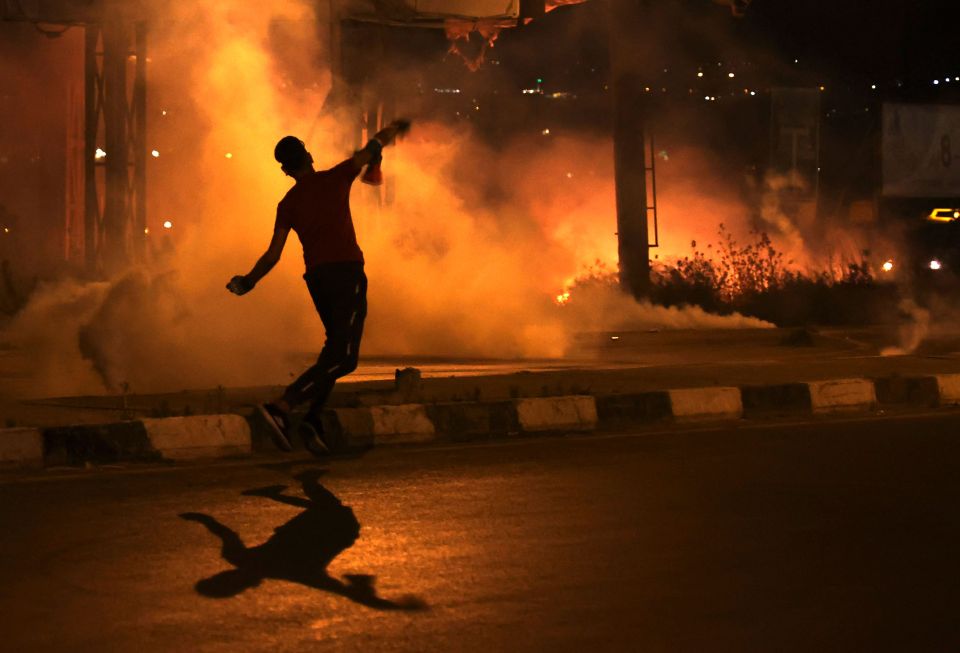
[
  {"x1": 594, "y1": 392, "x2": 673, "y2": 426},
  {"x1": 331, "y1": 405, "x2": 436, "y2": 445},
  {"x1": 369, "y1": 404, "x2": 435, "y2": 442},
  {"x1": 423, "y1": 402, "x2": 519, "y2": 438},
  {"x1": 873, "y1": 376, "x2": 940, "y2": 407},
  {"x1": 740, "y1": 383, "x2": 812, "y2": 417},
  {"x1": 936, "y1": 374, "x2": 960, "y2": 405},
  {"x1": 808, "y1": 379, "x2": 877, "y2": 413},
  {"x1": 0, "y1": 428, "x2": 43, "y2": 467},
  {"x1": 142, "y1": 415, "x2": 251, "y2": 460},
  {"x1": 669, "y1": 387, "x2": 743, "y2": 421},
  {"x1": 515, "y1": 396, "x2": 598, "y2": 432},
  {"x1": 42, "y1": 422, "x2": 156, "y2": 466}
]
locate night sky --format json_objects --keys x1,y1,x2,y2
[{"x1": 467, "y1": 1, "x2": 960, "y2": 98}]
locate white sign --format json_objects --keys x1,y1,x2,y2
[{"x1": 883, "y1": 103, "x2": 960, "y2": 197}]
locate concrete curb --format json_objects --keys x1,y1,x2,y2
[
  {"x1": 0, "y1": 428, "x2": 43, "y2": 468},
  {"x1": 516, "y1": 396, "x2": 597, "y2": 432},
  {"x1": 669, "y1": 387, "x2": 742, "y2": 422},
  {"x1": 936, "y1": 374, "x2": 960, "y2": 405},
  {"x1": 808, "y1": 379, "x2": 877, "y2": 414},
  {"x1": 2, "y1": 375, "x2": 959, "y2": 468},
  {"x1": 142, "y1": 415, "x2": 251, "y2": 460}
]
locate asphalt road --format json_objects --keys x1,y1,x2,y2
[{"x1": 3, "y1": 413, "x2": 960, "y2": 652}]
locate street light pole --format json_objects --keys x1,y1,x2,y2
[{"x1": 608, "y1": 0, "x2": 653, "y2": 299}]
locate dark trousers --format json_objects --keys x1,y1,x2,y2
[{"x1": 282, "y1": 261, "x2": 367, "y2": 419}]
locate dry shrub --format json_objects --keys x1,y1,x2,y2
[{"x1": 653, "y1": 227, "x2": 898, "y2": 326}]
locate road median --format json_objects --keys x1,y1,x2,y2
[{"x1": 3, "y1": 373, "x2": 960, "y2": 469}]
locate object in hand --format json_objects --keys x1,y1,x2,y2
[
  {"x1": 361, "y1": 138, "x2": 384, "y2": 186},
  {"x1": 226, "y1": 275, "x2": 253, "y2": 295},
  {"x1": 361, "y1": 161, "x2": 384, "y2": 186},
  {"x1": 392, "y1": 118, "x2": 412, "y2": 136}
]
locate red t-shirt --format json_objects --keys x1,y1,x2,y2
[{"x1": 275, "y1": 159, "x2": 364, "y2": 270}]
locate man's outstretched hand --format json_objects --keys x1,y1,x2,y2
[{"x1": 226, "y1": 275, "x2": 254, "y2": 296}]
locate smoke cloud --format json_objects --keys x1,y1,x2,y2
[{"x1": 881, "y1": 298, "x2": 931, "y2": 357}]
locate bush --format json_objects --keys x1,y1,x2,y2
[{"x1": 650, "y1": 228, "x2": 900, "y2": 326}]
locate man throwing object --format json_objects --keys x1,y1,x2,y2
[{"x1": 227, "y1": 119, "x2": 411, "y2": 455}]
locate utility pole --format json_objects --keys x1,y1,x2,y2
[{"x1": 608, "y1": 0, "x2": 654, "y2": 299}]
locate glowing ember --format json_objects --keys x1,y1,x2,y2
[
  {"x1": 144, "y1": 228, "x2": 150, "y2": 235},
  {"x1": 444, "y1": 18, "x2": 508, "y2": 71},
  {"x1": 542, "y1": 128, "x2": 551, "y2": 136},
  {"x1": 555, "y1": 291, "x2": 571, "y2": 305},
  {"x1": 95, "y1": 148, "x2": 107, "y2": 160},
  {"x1": 929, "y1": 259, "x2": 942, "y2": 271},
  {"x1": 881, "y1": 260, "x2": 894, "y2": 272},
  {"x1": 151, "y1": 150, "x2": 160, "y2": 158},
  {"x1": 225, "y1": 152, "x2": 233, "y2": 159},
  {"x1": 162, "y1": 220, "x2": 173, "y2": 229}
]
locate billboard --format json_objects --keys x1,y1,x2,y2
[{"x1": 883, "y1": 103, "x2": 960, "y2": 198}]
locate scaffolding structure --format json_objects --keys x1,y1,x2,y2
[
  {"x1": 84, "y1": 20, "x2": 147, "y2": 272},
  {"x1": 2, "y1": 1, "x2": 148, "y2": 275}
]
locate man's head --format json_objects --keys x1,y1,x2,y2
[{"x1": 274, "y1": 136, "x2": 313, "y2": 178}]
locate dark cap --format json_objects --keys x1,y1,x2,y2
[{"x1": 274, "y1": 136, "x2": 308, "y2": 168}]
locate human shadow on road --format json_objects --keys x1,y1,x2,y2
[{"x1": 180, "y1": 469, "x2": 426, "y2": 611}]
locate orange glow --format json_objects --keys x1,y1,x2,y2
[
  {"x1": 545, "y1": 0, "x2": 590, "y2": 13},
  {"x1": 0, "y1": 0, "x2": 783, "y2": 400},
  {"x1": 443, "y1": 18, "x2": 507, "y2": 71}
]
